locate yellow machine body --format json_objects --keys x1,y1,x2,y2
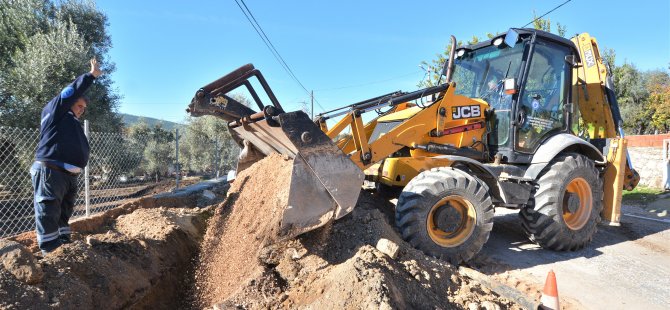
[
  {"x1": 323, "y1": 87, "x2": 488, "y2": 172},
  {"x1": 187, "y1": 28, "x2": 638, "y2": 240}
]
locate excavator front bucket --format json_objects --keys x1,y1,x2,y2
[
  {"x1": 186, "y1": 64, "x2": 363, "y2": 238},
  {"x1": 231, "y1": 111, "x2": 364, "y2": 238}
]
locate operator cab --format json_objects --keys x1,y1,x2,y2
[{"x1": 451, "y1": 28, "x2": 579, "y2": 164}]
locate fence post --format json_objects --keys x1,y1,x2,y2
[
  {"x1": 84, "y1": 120, "x2": 90, "y2": 217},
  {"x1": 663, "y1": 139, "x2": 670, "y2": 190},
  {"x1": 175, "y1": 128, "x2": 180, "y2": 189},
  {"x1": 215, "y1": 137, "x2": 220, "y2": 179}
]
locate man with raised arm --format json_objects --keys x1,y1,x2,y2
[{"x1": 31, "y1": 58, "x2": 103, "y2": 255}]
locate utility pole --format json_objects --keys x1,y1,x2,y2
[
  {"x1": 175, "y1": 128, "x2": 180, "y2": 190},
  {"x1": 311, "y1": 90, "x2": 314, "y2": 119}
]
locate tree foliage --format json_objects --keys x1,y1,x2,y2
[
  {"x1": 0, "y1": 0, "x2": 120, "y2": 131},
  {"x1": 123, "y1": 121, "x2": 178, "y2": 180},
  {"x1": 177, "y1": 93, "x2": 247, "y2": 176},
  {"x1": 607, "y1": 49, "x2": 670, "y2": 134},
  {"x1": 180, "y1": 116, "x2": 238, "y2": 176},
  {"x1": 649, "y1": 81, "x2": 670, "y2": 132}
]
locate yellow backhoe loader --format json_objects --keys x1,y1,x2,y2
[{"x1": 186, "y1": 28, "x2": 639, "y2": 263}]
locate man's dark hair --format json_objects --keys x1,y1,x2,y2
[{"x1": 79, "y1": 95, "x2": 90, "y2": 105}]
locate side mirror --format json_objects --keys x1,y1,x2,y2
[
  {"x1": 504, "y1": 29, "x2": 519, "y2": 48},
  {"x1": 565, "y1": 55, "x2": 579, "y2": 68},
  {"x1": 503, "y1": 78, "x2": 516, "y2": 95}
]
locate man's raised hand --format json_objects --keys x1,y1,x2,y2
[{"x1": 90, "y1": 58, "x2": 103, "y2": 78}]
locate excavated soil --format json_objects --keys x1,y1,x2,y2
[
  {"x1": 0, "y1": 182, "x2": 228, "y2": 309},
  {"x1": 195, "y1": 153, "x2": 292, "y2": 306},
  {"x1": 194, "y1": 154, "x2": 523, "y2": 309},
  {"x1": 1, "y1": 155, "x2": 531, "y2": 309}
]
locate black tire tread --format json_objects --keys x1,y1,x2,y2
[
  {"x1": 395, "y1": 167, "x2": 494, "y2": 264},
  {"x1": 520, "y1": 153, "x2": 603, "y2": 251}
]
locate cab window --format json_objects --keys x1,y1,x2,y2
[{"x1": 516, "y1": 40, "x2": 571, "y2": 152}]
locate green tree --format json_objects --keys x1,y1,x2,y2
[
  {"x1": 2, "y1": 18, "x2": 89, "y2": 126},
  {"x1": 126, "y1": 121, "x2": 152, "y2": 175},
  {"x1": 0, "y1": 0, "x2": 49, "y2": 71},
  {"x1": 144, "y1": 140, "x2": 174, "y2": 181},
  {"x1": 143, "y1": 124, "x2": 175, "y2": 181},
  {"x1": 0, "y1": 0, "x2": 121, "y2": 131},
  {"x1": 646, "y1": 70, "x2": 670, "y2": 132},
  {"x1": 531, "y1": 11, "x2": 566, "y2": 36},
  {"x1": 181, "y1": 116, "x2": 238, "y2": 177},
  {"x1": 124, "y1": 121, "x2": 180, "y2": 180},
  {"x1": 612, "y1": 63, "x2": 652, "y2": 134}
]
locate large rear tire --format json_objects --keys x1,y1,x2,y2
[
  {"x1": 395, "y1": 167, "x2": 494, "y2": 264},
  {"x1": 520, "y1": 153, "x2": 603, "y2": 251}
]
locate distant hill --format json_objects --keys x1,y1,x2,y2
[{"x1": 120, "y1": 113, "x2": 184, "y2": 131}]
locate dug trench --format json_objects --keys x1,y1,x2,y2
[
  {"x1": 0, "y1": 181, "x2": 228, "y2": 309},
  {"x1": 1, "y1": 154, "x2": 530, "y2": 309}
]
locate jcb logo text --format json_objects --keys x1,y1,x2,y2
[{"x1": 452, "y1": 105, "x2": 481, "y2": 119}]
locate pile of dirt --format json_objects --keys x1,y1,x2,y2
[
  {"x1": 0, "y1": 183, "x2": 225, "y2": 309},
  {"x1": 0, "y1": 153, "x2": 531, "y2": 309},
  {"x1": 195, "y1": 155, "x2": 522, "y2": 309},
  {"x1": 194, "y1": 153, "x2": 292, "y2": 306}
]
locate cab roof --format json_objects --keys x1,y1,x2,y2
[{"x1": 463, "y1": 28, "x2": 577, "y2": 53}]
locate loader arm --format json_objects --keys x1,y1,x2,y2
[
  {"x1": 186, "y1": 64, "x2": 365, "y2": 238},
  {"x1": 318, "y1": 84, "x2": 488, "y2": 171}
]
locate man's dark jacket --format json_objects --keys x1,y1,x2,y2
[{"x1": 34, "y1": 73, "x2": 95, "y2": 168}]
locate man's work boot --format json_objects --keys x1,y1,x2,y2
[{"x1": 59, "y1": 235, "x2": 72, "y2": 244}]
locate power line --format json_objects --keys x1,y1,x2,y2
[
  {"x1": 233, "y1": 0, "x2": 326, "y2": 112},
  {"x1": 315, "y1": 70, "x2": 422, "y2": 92},
  {"x1": 236, "y1": 0, "x2": 297, "y2": 87},
  {"x1": 522, "y1": 0, "x2": 572, "y2": 28}
]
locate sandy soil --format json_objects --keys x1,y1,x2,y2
[
  {"x1": 194, "y1": 154, "x2": 520, "y2": 309},
  {"x1": 195, "y1": 153, "x2": 292, "y2": 306}
]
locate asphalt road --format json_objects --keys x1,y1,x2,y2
[{"x1": 472, "y1": 204, "x2": 670, "y2": 310}]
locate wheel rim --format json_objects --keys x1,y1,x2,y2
[
  {"x1": 426, "y1": 195, "x2": 476, "y2": 247},
  {"x1": 563, "y1": 177, "x2": 593, "y2": 230}
]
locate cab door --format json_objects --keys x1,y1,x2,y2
[{"x1": 515, "y1": 40, "x2": 572, "y2": 153}]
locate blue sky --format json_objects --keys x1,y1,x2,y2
[{"x1": 96, "y1": 0, "x2": 670, "y2": 123}]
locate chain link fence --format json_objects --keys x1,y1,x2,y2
[{"x1": 0, "y1": 123, "x2": 178, "y2": 238}]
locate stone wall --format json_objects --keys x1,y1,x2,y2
[
  {"x1": 625, "y1": 134, "x2": 670, "y2": 189},
  {"x1": 628, "y1": 146, "x2": 666, "y2": 188}
]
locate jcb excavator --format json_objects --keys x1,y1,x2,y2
[{"x1": 187, "y1": 28, "x2": 639, "y2": 263}]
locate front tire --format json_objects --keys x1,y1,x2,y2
[
  {"x1": 395, "y1": 167, "x2": 494, "y2": 264},
  {"x1": 520, "y1": 153, "x2": 603, "y2": 251}
]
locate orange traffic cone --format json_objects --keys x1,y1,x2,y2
[{"x1": 539, "y1": 270, "x2": 560, "y2": 310}]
